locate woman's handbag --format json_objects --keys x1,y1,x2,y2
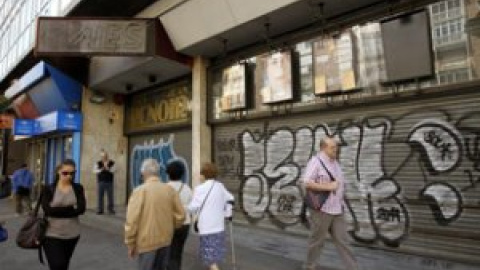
[
  {"x1": 16, "y1": 190, "x2": 48, "y2": 249},
  {"x1": 193, "y1": 182, "x2": 216, "y2": 233},
  {"x1": 0, "y1": 224, "x2": 7, "y2": 242}
]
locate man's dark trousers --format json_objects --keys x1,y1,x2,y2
[{"x1": 98, "y1": 180, "x2": 114, "y2": 214}]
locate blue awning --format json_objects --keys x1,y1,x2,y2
[{"x1": 4, "y1": 61, "x2": 82, "y2": 117}]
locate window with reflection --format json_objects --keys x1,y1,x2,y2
[{"x1": 209, "y1": 0, "x2": 477, "y2": 120}]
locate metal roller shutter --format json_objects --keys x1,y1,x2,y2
[
  {"x1": 128, "y1": 128, "x2": 193, "y2": 190},
  {"x1": 213, "y1": 91, "x2": 480, "y2": 264}
]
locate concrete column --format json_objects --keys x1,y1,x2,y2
[
  {"x1": 80, "y1": 88, "x2": 128, "y2": 209},
  {"x1": 191, "y1": 56, "x2": 211, "y2": 187}
]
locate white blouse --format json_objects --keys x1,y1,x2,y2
[
  {"x1": 167, "y1": 181, "x2": 193, "y2": 225},
  {"x1": 188, "y1": 179, "x2": 234, "y2": 235}
]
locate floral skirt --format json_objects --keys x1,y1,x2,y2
[{"x1": 199, "y1": 231, "x2": 226, "y2": 266}]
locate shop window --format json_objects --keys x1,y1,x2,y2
[
  {"x1": 208, "y1": 0, "x2": 477, "y2": 121},
  {"x1": 438, "y1": 68, "x2": 470, "y2": 84},
  {"x1": 432, "y1": 18, "x2": 465, "y2": 47},
  {"x1": 63, "y1": 136, "x2": 73, "y2": 160}
]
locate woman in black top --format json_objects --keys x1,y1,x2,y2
[{"x1": 41, "y1": 159, "x2": 86, "y2": 270}]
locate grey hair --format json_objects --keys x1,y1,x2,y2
[
  {"x1": 319, "y1": 137, "x2": 337, "y2": 149},
  {"x1": 140, "y1": 158, "x2": 160, "y2": 176}
]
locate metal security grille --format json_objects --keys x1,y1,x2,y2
[
  {"x1": 128, "y1": 128, "x2": 192, "y2": 190},
  {"x1": 213, "y1": 90, "x2": 480, "y2": 264}
]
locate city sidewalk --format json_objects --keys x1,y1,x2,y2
[
  {"x1": 0, "y1": 197, "x2": 136, "y2": 270},
  {"x1": 0, "y1": 197, "x2": 324, "y2": 270},
  {"x1": 81, "y1": 207, "x2": 313, "y2": 270}
]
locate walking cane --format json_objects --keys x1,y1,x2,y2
[{"x1": 228, "y1": 219, "x2": 238, "y2": 270}]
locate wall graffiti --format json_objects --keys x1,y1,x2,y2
[
  {"x1": 130, "y1": 134, "x2": 189, "y2": 187},
  {"x1": 230, "y1": 110, "x2": 480, "y2": 247}
]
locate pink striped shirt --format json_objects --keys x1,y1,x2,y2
[{"x1": 303, "y1": 152, "x2": 345, "y2": 215}]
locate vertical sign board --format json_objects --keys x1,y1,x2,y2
[{"x1": 35, "y1": 18, "x2": 156, "y2": 56}]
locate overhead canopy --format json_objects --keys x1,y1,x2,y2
[
  {"x1": 4, "y1": 62, "x2": 82, "y2": 119},
  {"x1": 88, "y1": 21, "x2": 192, "y2": 93},
  {"x1": 159, "y1": 0, "x2": 438, "y2": 57}
]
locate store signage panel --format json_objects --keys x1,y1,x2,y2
[
  {"x1": 313, "y1": 31, "x2": 357, "y2": 95},
  {"x1": 220, "y1": 63, "x2": 248, "y2": 112},
  {"x1": 35, "y1": 111, "x2": 83, "y2": 135},
  {"x1": 126, "y1": 84, "x2": 191, "y2": 133},
  {"x1": 255, "y1": 51, "x2": 294, "y2": 104},
  {"x1": 35, "y1": 111, "x2": 58, "y2": 134},
  {"x1": 57, "y1": 111, "x2": 82, "y2": 131},
  {"x1": 36, "y1": 18, "x2": 154, "y2": 56},
  {"x1": 13, "y1": 119, "x2": 36, "y2": 136}
]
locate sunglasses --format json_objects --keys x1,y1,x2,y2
[{"x1": 60, "y1": 171, "x2": 76, "y2": 176}]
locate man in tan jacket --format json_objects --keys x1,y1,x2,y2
[{"x1": 125, "y1": 158, "x2": 185, "y2": 270}]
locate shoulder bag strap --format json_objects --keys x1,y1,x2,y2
[
  {"x1": 177, "y1": 183, "x2": 184, "y2": 194},
  {"x1": 197, "y1": 182, "x2": 215, "y2": 217},
  {"x1": 315, "y1": 156, "x2": 335, "y2": 182},
  {"x1": 33, "y1": 188, "x2": 44, "y2": 217}
]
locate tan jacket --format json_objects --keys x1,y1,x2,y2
[{"x1": 125, "y1": 176, "x2": 185, "y2": 253}]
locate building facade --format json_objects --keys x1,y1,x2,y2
[{"x1": 1, "y1": 0, "x2": 480, "y2": 269}]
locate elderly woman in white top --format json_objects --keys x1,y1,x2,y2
[{"x1": 188, "y1": 163, "x2": 234, "y2": 270}]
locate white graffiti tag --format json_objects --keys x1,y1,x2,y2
[{"x1": 237, "y1": 115, "x2": 468, "y2": 247}]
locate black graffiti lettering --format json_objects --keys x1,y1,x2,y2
[
  {"x1": 376, "y1": 207, "x2": 401, "y2": 222},
  {"x1": 461, "y1": 170, "x2": 480, "y2": 192},
  {"x1": 218, "y1": 155, "x2": 235, "y2": 173},
  {"x1": 233, "y1": 115, "x2": 472, "y2": 249},
  {"x1": 277, "y1": 194, "x2": 296, "y2": 214},
  {"x1": 421, "y1": 258, "x2": 437, "y2": 268},
  {"x1": 419, "y1": 258, "x2": 453, "y2": 269},
  {"x1": 465, "y1": 136, "x2": 480, "y2": 171},
  {"x1": 423, "y1": 130, "x2": 453, "y2": 161},
  {"x1": 217, "y1": 139, "x2": 237, "y2": 152}
]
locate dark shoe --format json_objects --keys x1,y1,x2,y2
[
  {"x1": 108, "y1": 210, "x2": 115, "y2": 215},
  {"x1": 96, "y1": 211, "x2": 104, "y2": 215}
]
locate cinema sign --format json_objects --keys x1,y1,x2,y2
[{"x1": 35, "y1": 17, "x2": 156, "y2": 56}]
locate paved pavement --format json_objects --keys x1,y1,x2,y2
[
  {"x1": 0, "y1": 197, "x2": 136, "y2": 270},
  {"x1": 0, "y1": 197, "x2": 311, "y2": 270}
]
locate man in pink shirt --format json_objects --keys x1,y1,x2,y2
[{"x1": 302, "y1": 137, "x2": 359, "y2": 270}]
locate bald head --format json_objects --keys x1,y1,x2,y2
[
  {"x1": 319, "y1": 137, "x2": 338, "y2": 160},
  {"x1": 101, "y1": 150, "x2": 109, "y2": 161}
]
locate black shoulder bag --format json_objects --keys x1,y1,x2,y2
[
  {"x1": 16, "y1": 188, "x2": 48, "y2": 263},
  {"x1": 304, "y1": 156, "x2": 336, "y2": 211}
]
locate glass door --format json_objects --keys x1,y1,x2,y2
[{"x1": 28, "y1": 139, "x2": 47, "y2": 200}]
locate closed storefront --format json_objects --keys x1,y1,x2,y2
[
  {"x1": 126, "y1": 80, "x2": 192, "y2": 193},
  {"x1": 207, "y1": 0, "x2": 480, "y2": 268},
  {"x1": 213, "y1": 88, "x2": 480, "y2": 265}
]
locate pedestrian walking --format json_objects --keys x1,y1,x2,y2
[
  {"x1": 125, "y1": 158, "x2": 185, "y2": 270},
  {"x1": 93, "y1": 150, "x2": 116, "y2": 214},
  {"x1": 301, "y1": 137, "x2": 359, "y2": 270},
  {"x1": 11, "y1": 164, "x2": 34, "y2": 215},
  {"x1": 188, "y1": 163, "x2": 234, "y2": 270},
  {"x1": 166, "y1": 161, "x2": 193, "y2": 270},
  {"x1": 41, "y1": 159, "x2": 86, "y2": 270}
]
